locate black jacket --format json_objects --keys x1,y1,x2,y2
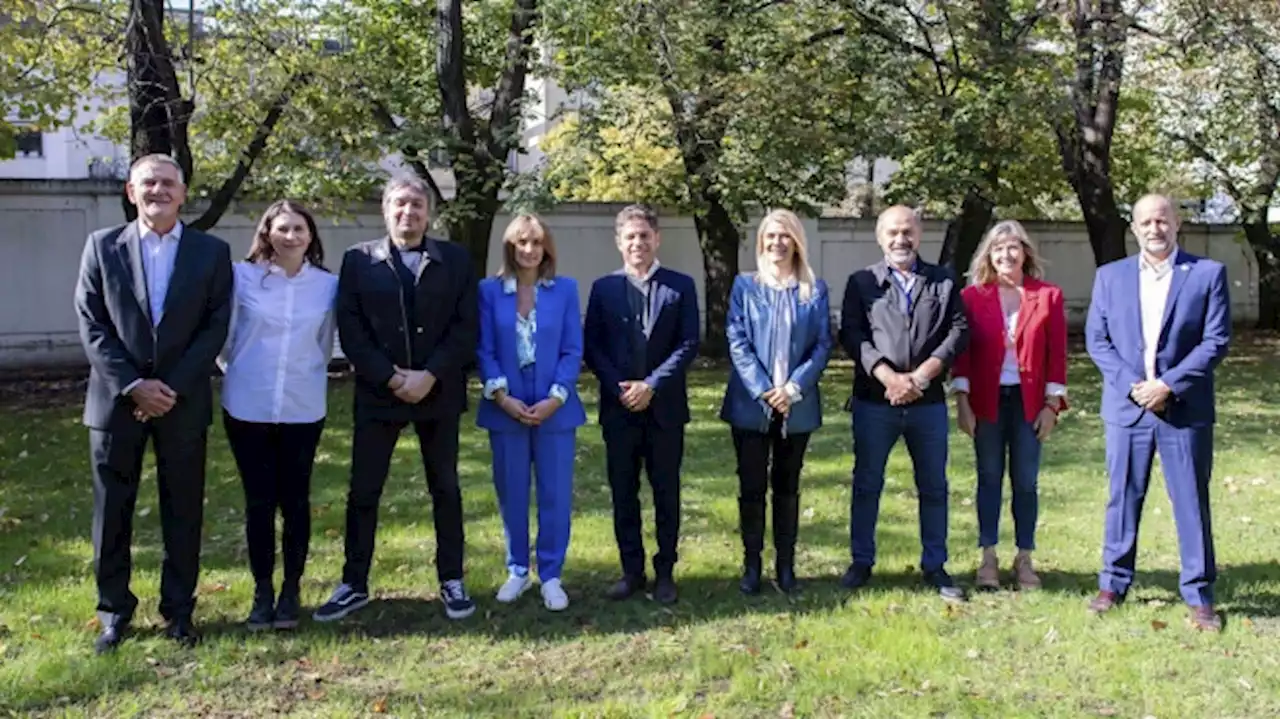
[
  {"x1": 74, "y1": 222, "x2": 233, "y2": 431},
  {"x1": 336, "y1": 236, "x2": 477, "y2": 424},
  {"x1": 839, "y1": 259, "x2": 968, "y2": 405}
]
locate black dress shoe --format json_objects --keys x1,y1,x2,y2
[
  {"x1": 923, "y1": 569, "x2": 968, "y2": 603},
  {"x1": 274, "y1": 589, "x2": 301, "y2": 630},
  {"x1": 775, "y1": 562, "x2": 799, "y2": 594},
  {"x1": 652, "y1": 576, "x2": 678, "y2": 605},
  {"x1": 840, "y1": 563, "x2": 873, "y2": 590},
  {"x1": 164, "y1": 618, "x2": 201, "y2": 648},
  {"x1": 94, "y1": 623, "x2": 129, "y2": 655},
  {"x1": 603, "y1": 575, "x2": 646, "y2": 601}
]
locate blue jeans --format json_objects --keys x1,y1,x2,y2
[
  {"x1": 850, "y1": 400, "x2": 950, "y2": 572},
  {"x1": 973, "y1": 387, "x2": 1042, "y2": 551}
]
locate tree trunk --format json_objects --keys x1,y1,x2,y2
[
  {"x1": 937, "y1": 186, "x2": 996, "y2": 278},
  {"x1": 693, "y1": 197, "x2": 740, "y2": 358},
  {"x1": 1242, "y1": 221, "x2": 1280, "y2": 330},
  {"x1": 124, "y1": 0, "x2": 192, "y2": 221},
  {"x1": 1068, "y1": 163, "x2": 1128, "y2": 265}
]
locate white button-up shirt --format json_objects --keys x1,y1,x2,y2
[
  {"x1": 219, "y1": 261, "x2": 338, "y2": 424},
  {"x1": 139, "y1": 219, "x2": 182, "y2": 326},
  {"x1": 1139, "y1": 249, "x2": 1176, "y2": 381}
]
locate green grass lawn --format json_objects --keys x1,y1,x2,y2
[{"x1": 1, "y1": 339, "x2": 1279, "y2": 718}]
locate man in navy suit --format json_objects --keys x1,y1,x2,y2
[
  {"x1": 584, "y1": 204, "x2": 699, "y2": 604},
  {"x1": 1085, "y1": 194, "x2": 1231, "y2": 632}
]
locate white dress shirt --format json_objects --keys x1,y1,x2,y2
[
  {"x1": 139, "y1": 219, "x2": 183, "y2": 326},
  {"x1": 219, "y1": 261, "x2": 338, "y2": 423},
  {"x1": 1139, "y1": 249, "x2": 1176, "y2": 381}
]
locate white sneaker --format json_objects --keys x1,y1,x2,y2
[
  {"x1": 541, "y1": 578, "x2": 569, "y2": 611},
  {"x1": 495, "y1": 572, "x2": 532, "y2": 603}
]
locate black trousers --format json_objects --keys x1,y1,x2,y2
[
  {"x1": 731, "y1": 418, "x2": 810, "y2": 502},
  {"x1": 223, "y1": 412, "x2": 325, "y2": 593},
  {"x1": 603, "y1": 417, "x2": 684, "y2": 579},
  {"x1": 90, "y1": 420, "x2": 207, "y2": 626},
  {"x1": 342, "y1": 416, "x2": 465, "y2": 590},
  {"x1": 732, "y1": 415, "x2": 810, "y2": 560}
]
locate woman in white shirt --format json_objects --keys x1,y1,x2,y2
[{"x1": 219, "y1": 200, "x2": 337, "y2": 631}]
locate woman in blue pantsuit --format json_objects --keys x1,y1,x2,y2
[{"x1": 477, "y1": 214, "x2": 586, "y2": 611}]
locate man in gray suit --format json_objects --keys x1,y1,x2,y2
[{"x1": 74, "y1": 154, "x2": 232, "y2": 652}]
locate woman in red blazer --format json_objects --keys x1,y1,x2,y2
[{"x1": 952, "y1": 220, "x2": 1067, "y2": 591}]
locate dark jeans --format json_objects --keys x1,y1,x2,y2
[
  {"x1": 342, "y1": 416, "x2": 465, "y2": 591},
  {"x1": 603, "y1": 416, "x2": 684, "y2": 579},
  {"x1": 223, "y1": 412, "x2": 325, "y2": 592},
  {"x1": 973, "y1": 387, "x2": 1043, "y2": 551},
  {"x1": 90, "y1": 421, "x2": 207, "y2": 626},
  {"x1": 850, "y1": 400, "x2": 950, "y2": 572}
]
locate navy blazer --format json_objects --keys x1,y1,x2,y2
[
  {"x1": 1086, "y1": 249, "x2": 1230, "y2": 428},
  {"x1": 720, "y1": 274, "x2": 832, "y2": 434},
  {"x1": 475, "y1": 275, "x2": 587, "y2": 433},
  {"x1": 584, "y1": 267, "x2": 700, "y2": 429}
]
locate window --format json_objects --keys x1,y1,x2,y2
[{"x1": 15, "y1": 128, "x2": 43, "y2": 158}]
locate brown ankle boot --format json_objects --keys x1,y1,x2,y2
[
  {"x1": 975, "y1": 549, "x2": 999, "y2": 590},
  {"x1": 1012, "y1": 552, "x2": 1041, "y2": 590}
]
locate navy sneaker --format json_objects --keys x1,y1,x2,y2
[
  {"x1": 312, "y1": 583, "x2": 369, "y2": 622},
  {"x1": 440, "y1": 579, "x2": 476, "y2": 620}
]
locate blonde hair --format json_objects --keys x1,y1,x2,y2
[
  {"x1": 968, "y1": 220, "x2": 1045, "y2": 286},
  {"x1": 497, "y1": 214, "x2": 557, "y2": 281},
  {"x1": 755, "y1": 209, "x2": 818, "y2": 302}
]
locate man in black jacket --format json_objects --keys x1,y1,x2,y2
[
  {"x1": 314, "y1": 175, "x2": 479, "y2": 622},
  {"x1": 839, "y1": 205, "x2": 969, "y2": 602},
  {"x1": 75, "y1": 154, "x2": 233, "y2": 652}
]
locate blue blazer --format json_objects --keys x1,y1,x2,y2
[
  {"x1": 475, "y1": 276, "x2": 587, "y2": 433},
  {"x1": 584, "y1": 267, "x2": 700, "y2": 430},
  {"x1": 1085, "y1": 250, "x2": 1230, "y2": 428},
  {"x1": 720, "y1": 274, "x2": 832, "y2": 434}
]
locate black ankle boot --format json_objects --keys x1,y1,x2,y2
[
  {"x1": 247, "y1": 584, "x2": 275, "y2": 631},
  {"x1": 739, "y1": 498, "x2": 766, "y2": 595},
  {"x1": 773, "y1": 494, "x2": 800, "y2": 593}
]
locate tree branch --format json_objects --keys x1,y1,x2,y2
[
  {"x1": 190, "y1": 72, "x2": 310, "y2": 230},
  {"x1": 487, "y1": 0, "x2": 538, "y2": 162},
  {"x1": 369, "y1": 99, "x2": 447, "y2": 207}
]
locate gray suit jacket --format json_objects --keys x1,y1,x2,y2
[{"x1": 74, "y1": 222, "x2": 233, "y2": 431}]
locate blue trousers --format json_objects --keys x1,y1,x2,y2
[
  {"x1": 850, "y1": 400, "x2": 951, "y2": 572},
  {"x1": 489, "y1": 368, "x2": 576, "y2": 581},
  {"x1": 974, "y1": 387, "x2": 1043, "y2": 550},
  {"x1": 1100, "y1": 417, "x2": 1216, "y2": 606}
]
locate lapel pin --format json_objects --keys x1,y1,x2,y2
[{"x1": 1180, "y1": 264, "x2": 1189, "y2": 271}]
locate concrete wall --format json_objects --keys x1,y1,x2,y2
[{"x1": 0, "y1": 180, "x2": 1260, "y2": 369}]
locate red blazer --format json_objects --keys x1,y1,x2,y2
[{"x1": 952, "y1": 277, "x2": 1068, "y2": 423}]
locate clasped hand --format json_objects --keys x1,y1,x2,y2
[
  {"x1": 130, "y1": 379, "x2": 177, "y2": 422},
  {"x1": 884, "y1": 372, "x2": 923, "y2": 406},
  {"x1": 1130, "y1": 379, "x2": 1171, "y2": 412},
  {"x1": 498, "y1": 394, "x2": 562, "y2": 426},
  {"x1": 619, "y1": 380, "x2": 654, "y2": 412},
  {"x1": 761, "y1": 387, "x2": 792, "y2": 416},
  {"x1": 389, "y1": 366, "x2": 436, "y2": 404}
]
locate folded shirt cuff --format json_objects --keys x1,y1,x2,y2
[
  {"x1": 549, "y1": 384, "x2": 570, "y2": 403},
  {"x1": 482, "y1": 377, "x2": 509, "y2": 400},
  {"x1": 122, "y1": 378, "x2": 144, "y2": 397},
  {"x1": 783, "y1": 381, "x2": 803, "y2": 404},
  {"x1": 1045, "y1": 382, "x2": 1067, "y2": 398},
  {"x1": 949, "y1": 377, "x2": 970, "y2": 394}
]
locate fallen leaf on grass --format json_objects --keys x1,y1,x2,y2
[
  {"x1": 1238, "y1": 677, "x2": 1253, "y2": 691},
  {"x1": 85, "y1": 617, "x2": 101, "y2": 631},
  {"x1": 200, "y1": 583, "x2": 228, "y2": 594},
  {"x1": 779, "y1": 701, "x2": 795, "y2": 718},
  {"x1": 372, "y1": 697, "x2": 388, "y2": 713},
  {"x1": 1151, "y1": 620, "x2": 1168, "y2": 631},
  {"x1": 794, "y1": 639, "x2": 809, "y2": 650},
  {"x1": 307, "y1": 690, "x2": 327, "y2": 701}
]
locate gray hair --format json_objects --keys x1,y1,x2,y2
[
  {"x1": 615, "y1": 204, "x2": 659, "y2": 235},
  {"x1": 382, "y1": 174, "x2": 433, "y2": 205},
  {"x1": 129, "y1": 154, "x2": 186, "y2": 185}
]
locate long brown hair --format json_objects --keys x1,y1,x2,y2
[
  {"x1": 967, "y1": 220, "x2": 1044, "y2": 286},
  {"x1": 247, "y1": 200, "x2": 326, "y2": 270},
  {"x1": 496, "y1": 214, "x2": 557, "y2": 281}
]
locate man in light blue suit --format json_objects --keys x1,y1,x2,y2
[
  {"x1": 476, "y1": 215, "x2": 587, "y2": 611},
  {"x1": 1085, "y1": 194, "x2": 1231, "y2": 632}
]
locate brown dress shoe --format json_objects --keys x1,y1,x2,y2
[
  {"x1": 1012, "y1": 552, "x2": 1041, "y2": 591},
  {"x1": 1088, "y1": 590, "x2": 1123, "y2": 614},
  {"x1": 975, "y1": 550, "x2": 999, "y2": 591},
  {"x1": 1188, "y1": 605, "x2": 1222, "y2": 632}
]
